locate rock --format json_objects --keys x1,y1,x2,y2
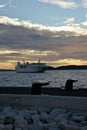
[
  {"x1": 31, "y1": 113, "x2": 40, "y2": 123},
  {"x1": 0, "y1": 105, "x2": 87, "y2": 130},
  {"x1": 39, "y1": 112, "x2": 49, "y2": 123},
  {"x1": 72, "y1": 115, "x2": 86, "y2": 123},
  {"x1": 55, "y1": 116, "x2": 68, "y2": 126},
  {"x1": 58, "y1": 112, "x2": 72, "y2": 120},
  {"x1": 80, "y1": 121, "x2": 87, "y2": 126},
  {"x1": 2, "y1": 106, "x2": 13, "y2": 113},
  {"x1": 49, "y1": 128, "x2": 61, "y2": 130},
  {"x1": 30, "y1": 106, "x2": 50, "y2": 114},
  {"x1": 1, "y1": 105, "x2": 17, "y2": 119},
  {"x1": 20, "y1": 109, "x2": 37, "y2": 117},
  {"x1": 81, "y1": 126, "x2": 87, "y2": 130},
  {"x1": 73, "y1": 112, "x2": 87, "y2": 117},
  {"x1": 29, "y1": 121, "x2": 43, "y2": 130},
  {"x1": 62, "y1": 124, "x2": 81, "y2": 130},
  {"x1": 43, "y1": 121, "x2": 59, "y2": 130},
  {"x1": 17, "y1": 109, "x2": 35, "y2": 123},
  {"x1": 49, "y1": 108, "x2": 67, "y2": 118},
  {"x1": 69, "y1": 121, "x2": 79, "y2": 127},
  {"x1": 4, "y1": 116, "x2": 15, "y2": 125},
  {"x1": 0, "y1": 115, "x2": 5, "y2": 124},
  {"x1": 0, "y1": 124, "x2": 13, "y2": 130},
  {"x1": 14, "y1": 128, "x2": 22, "y2": 130},
  {"x1": 14, "y1": 117, "x2": 29, "y2": 130}
]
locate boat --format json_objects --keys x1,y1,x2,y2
[{"x1": 15, "y1": 60, "x2": 46, "y2": 73}]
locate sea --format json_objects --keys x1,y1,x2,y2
[{"x1": 0, "y1": 70, "x2": 87, "y2": 89}]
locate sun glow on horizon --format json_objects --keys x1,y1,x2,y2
[{"x1": 0, "y1": 58, "x2": 87, "y2": 70}]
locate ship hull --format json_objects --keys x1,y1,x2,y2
[{"x1": 16, "y1": 68, "x2": 45, "y2": 73}]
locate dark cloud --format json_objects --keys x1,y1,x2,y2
[
  {"x1": 0, "y1": 22, "x2": 87, "y2": 67},
  {"x1": 0, "y1": 24, "x2": 50, "y2": 50}
]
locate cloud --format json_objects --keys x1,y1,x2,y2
[
  {"x1": 0, "y1": 16, "x2": 87, "y2": 36},
  {"x1": 82, "y1": 0, "x2": 87, "y2": 8},
  {"x1": 0, "y1": 16, "x2": 87, "y2": 68},
  {"x1": 38, "y1": 0, "x2": 77, "y2": 8},
  {"x1": 56, "y1": 58, "x2": 87, "y2": 66},
  {"x1": 81, "y1": 21, "x2": 87, "y2": 26},
  {"x1": 85, "y1": 14, "x2": 87, "y2": 18},
  {"x1": 0, "y1": 0, "x2": 16, "y2": 9},
  {"x1": 0, "y1": 16, "x2": 87, "y2": 49},
  {"x1": 0, "y1": 4, "x2": 7, "y2": 8},
  {"x1": 81, "y1": 13, "x2": 87, "y2": 26},
  {"x1": 64, "y1": 18, "x2": 75, "y2": 24}
]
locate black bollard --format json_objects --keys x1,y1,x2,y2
[
  {"x1": 31, "y1": 82, "x2": 49, "y2": 95},
  {"x1": 65, "y1": 79, "x2": 78, "y2": 91}
]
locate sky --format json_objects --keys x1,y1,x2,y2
[{"x1": 0, "y1": 0, "x2": 87, "y2": 69}]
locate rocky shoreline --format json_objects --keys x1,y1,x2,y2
[{"x1": 0, "y1": 105, "x2": 87, "y2": 130}]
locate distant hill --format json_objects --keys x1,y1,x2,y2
[
  {"x1": 56, "y1": 65, "x2": 87, "y2": 70},
  {"x1": 45, "y1": 66, "x2": 55, "y2": 70},
  {"x1": 0, "y1": 69, "x2": 15, "y2": 71},
  {"x1": 45, "y1": 65, "x2": 87, "y2": 70}
]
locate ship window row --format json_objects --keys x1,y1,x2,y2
[{"x1": 20, "y1": 65, "x2": 26, "y2": 68}]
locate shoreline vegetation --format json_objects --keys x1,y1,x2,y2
[{"x1": 0, "y1": 65, "x2": 87, "y2": 71}]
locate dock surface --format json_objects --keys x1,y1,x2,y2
[{"x1": 0, "y1": 87, "x2": 87, "y2": 97}]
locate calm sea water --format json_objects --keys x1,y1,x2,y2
[{"x1": 0, "y1": 70, "x2": 87, "y2": 89}]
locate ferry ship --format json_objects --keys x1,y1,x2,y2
[{"x1": 15, "y1": 60, "x2": 46, "y2": 73}]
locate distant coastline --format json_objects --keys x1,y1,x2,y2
[
  {"x1": 0, "y1": 69, "x2": 15, "y2": 71},
  {"x1": 46, "y1": 65, "x2": 87, "y2": 70},
  {"x1": 0, "y1": 65, "x2": 87, "y2": 71}
]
